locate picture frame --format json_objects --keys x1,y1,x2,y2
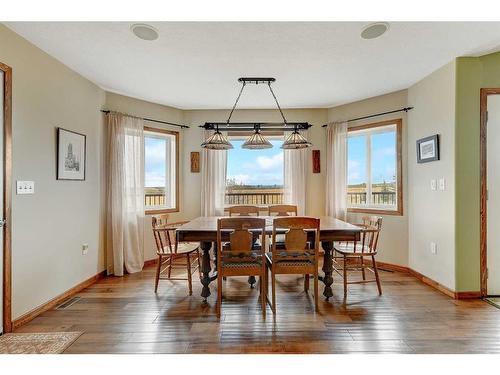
[
  {"x1": 416, "y1": 134, "x2": 439, "y2": 163},
  {"x1": 57, "y1": 127, "x2": 86, "y2": 180},
  {"x1": 190, "y1": 151, "x2": 200, "y2": 173},
  {"x1": 312, "y1": 150, "x2": 320, "y2": 173}
]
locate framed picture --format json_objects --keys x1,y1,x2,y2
[
  {"x1": 312, "y1": 150, "x2": 320, "y2": 173},
  {"x1": 57, "y1": 127, "x2": 86, "y2": 180},
  {"x1": 416, "y1": 134, "x2": 439, "y2": 163},
  {"x1": 190, "y1": 151, "x2": 200, "y2": 173}
]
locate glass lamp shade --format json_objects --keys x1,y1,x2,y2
[
  {"x1": 242, "y1": 131, "x2": 273, "y2": 149},
  {"x1": 281, "y1": 130, "x2": 313, "y2": 149},
  {"x1": 201, "y1": 130, "x2": 233, "y2": 150}
]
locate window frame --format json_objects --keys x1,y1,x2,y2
[
  {"x1": 144, "y1": 126, "x2": 180, "y2": 215},
  {"x1": 347, "y1": 118, "x2": 403, "y2": 216}
]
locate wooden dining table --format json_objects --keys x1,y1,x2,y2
[{"x1": 176, "y1": 216, "x2": 361, "y2": 302}]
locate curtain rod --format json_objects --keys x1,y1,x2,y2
[
  {"x1": 101, "y1": 110, "x2": 190, "y2": 129},
  {"x1": 321, "y1": 107, "x2": 413, "y2": 127}
]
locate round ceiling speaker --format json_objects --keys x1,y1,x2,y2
[
  {"x1": 361, "y1": 22, "x2": 389, "y2": 40},
  {"x1": 131, "y1": 24, "x2": 159, "y2": 41}
]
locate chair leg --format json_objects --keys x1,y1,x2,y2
[
  {"x1": 197, "y1": 249, "x2": 201, "y2": 279},
  {"x1": 167, "y1": 256, "x2": 173, "y2": 278},
  {"x1": 217, "y1": 273, "x2": 223, "y2": 318},
  {"x1": 260, "y1": 274, "x2": 266, "y2": 318},
  {"x1": 372, "y1": 255, "x2": 382, "y2": 295},
  {"x1": 313, "y1": 270, "x2": 319, "y2": 312},
  {"x1": 360, "y1": 257, "x2": 366, "y2": 280},
  {"x1": 304, "y1": 274, "x2": 310, "y2": 292},
  {"x1": 271, "y1": 270, "x2": 277, "y2": 314},
  {"x1": 343, "y1": 254, "x2": 348, "y2": 300},
  {"x1": 187, "y1": 254, "x2": 193, "y2": 296},
  {"x1": 154, "y1": 255, "x2": 161, "y2": 293}
]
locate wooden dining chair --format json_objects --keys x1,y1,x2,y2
[
  {"x1": 152, "y1": 216, "x2": 200, "y2": 295},
  {"x1": 333, "y1": 216, "x2": 383, "y2": 300},
  {"x1": 268, "y1": 204, "x2": 297, "y2": 216},
  {"x1": 216, "y1": 217, "x2": 267, "y2": 318},
  {"x1": 266, "y1": 217, "x2": 321, "y2": 313},
  {"x1": 228, "y1": 205, "x2": 260, "y2": 216}
]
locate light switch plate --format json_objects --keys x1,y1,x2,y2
[
  {"x1": 430, "y1": 242, "x2": 437, "y2": 255},
  {"x1": 430, "y1": 179, "x2": 437, "y2": 191},
  {"x1": 82, "y1": 244, "x2": 89, "y2": 255},
  {"x1": 16, "y1": 180, "x2": 35, "y2": 195},
  {"x1": 439, "y1": 178, "x2": 446, "y2": 191}
]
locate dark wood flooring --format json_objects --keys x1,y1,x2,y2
[{"x1": 15, "y1": 264, "x2": 500, "y2": 353}]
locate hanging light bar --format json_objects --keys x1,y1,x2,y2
[
  {"x1": 200, "y1": 77, "x2": 313, "y2": 150},
  {"x1": 242, "y1": 124, "x2": 273, "y2": 149}
]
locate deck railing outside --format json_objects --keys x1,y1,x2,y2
[
  {"x1": 145, "y1": 193, "x2": 165, "y2": 207},
  {"x1": 225, "y1": 192, "x2": 284, "y2": 205},
  {"x1": 347, "y1": 191, "x2": 396, "y2": 206}
]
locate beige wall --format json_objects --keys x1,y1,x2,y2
[
  {"x1": 104, "y1": 92, "x2": 185, "y2": 262},
  {"x1": 0, "y1": 25, "x2": 106, "y2": 318},
  {"x1": 182, "y1": 108, "x2": 329, "y2": 219},
  {"x1": 328, "y1": 90, "x2": 409, "y2": 267},
  {"x1": 407, "y1": 61, "x2": 456, "y2": 290}
]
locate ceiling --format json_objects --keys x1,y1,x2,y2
[{"x1": 5, "y1": 22, "x2": 500, "y2": 109}]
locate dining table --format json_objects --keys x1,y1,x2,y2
[{"x1": 176, "y1": 216, "x2": 361, "y2": 302}]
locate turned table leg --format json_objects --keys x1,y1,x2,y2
[
  {"x1": 200, "y1": 241, "x2": 213, "y2": 302},
  {"x1": 321, "y1": 241, "x2": 334, "y2": 301}
]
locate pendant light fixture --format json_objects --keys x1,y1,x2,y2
[
  {"x1": 242, "y1": 124, "x2": 273, "y2": 149},
  {"x1": 281, "y1": 124, "x2": 312, "y2": 149},
  {"x1": 201, "y1": 78, "x2": 313, "y2": 150}
]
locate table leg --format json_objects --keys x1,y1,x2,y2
[
  {"x1": 321, "y1": 241, "x2": 334, "y2": 301},
  {"x1": 200, "y1": 241, "x2": 214, "y2": 302},
  {"x1": 248, "y1": 276, "x2": 256, "y2": 288}
]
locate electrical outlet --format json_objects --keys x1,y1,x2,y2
[
  {"x1": 430, "y1": 242, "x2": 437, "y2": 255},
  {"x1": 430, "y1": 179, "x2": 437, "y2": 191},
  {"x1": 82, "y1": 244, "x2": 89, "y2": 255},
  {"x1": 439, "y1": 178, "x2": 446, "y2": 191},
  {"x1": 16, "y1": 180, "x2": 35, "y2": 195}
]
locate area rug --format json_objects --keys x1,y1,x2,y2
[
  {"x1": 485, "y1": 297, "x2": 500, "y2": 310},
  {"x1": 0, "y1": 332, "x2": 83, "y2": 354}
]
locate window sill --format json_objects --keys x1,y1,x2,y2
[
  {"x1": 347, "y1": 207, "x2": 403, "y2": 216},
  {"x1": 145, "y1": 208, "x2": 179, "y2": 215}
]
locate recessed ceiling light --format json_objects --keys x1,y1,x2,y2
[
  {"x1": 361, "y1": 22, "x2": 389, "y2": 40},
  {"x1": 131, "y1": 24, "x2": 159, "y2": 41}
]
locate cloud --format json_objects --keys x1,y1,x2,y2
[
  {"x1": 256, "y1": 153, "x2": 283, "y2": 171},
  {"x1": 145, "y1": 139, "x2": 166, "y2": 167},
  {"x1": 348, "y1": 159, "x2": 362, "y2": 184},
  {"x1": 145, "y1": 171, "x2": 166, "y2": 187}
]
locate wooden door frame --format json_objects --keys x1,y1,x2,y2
[
  {"x1": 0, "y1": 62, "x2": 12, "y2": 333},
  {"x1": 480, "y1": 88, "x2": 500, "y2": 297}
]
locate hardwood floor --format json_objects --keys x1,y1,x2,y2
[{"x1": 15, "y1": 264, "x2": 500, "y2": 354}]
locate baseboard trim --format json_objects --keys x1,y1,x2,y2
[
  {"x1": 12, "y1": 270, "x2": 107, "y2": 330},
  {"x1": 376, "y1": 261, "x2": 480, "y2": 300},
  {"x1": 143, "y1": 258, "x2": 157, "y2": 267}
]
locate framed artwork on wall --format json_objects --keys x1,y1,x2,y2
[
  {"x1": 312, "y1": 150, "x2": 320, "y2": 173},
  {"x1": 190, "y1": 151, "x2": 200, "y2": 173},
  {"x1": 57, "y1": 127, "x2": 86, "y2": 180},
  {"x1": 416, "y1": 134, "x2": 440, "y2": 163}
]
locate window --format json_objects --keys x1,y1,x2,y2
[
  {"x1": 347, "y1": 119, "x2": 402, "y2": 215},
  {"x1": 225, "y1": 137, "x2": 284, "y2": 206},
  {"x1": 144, "y1": 127, "x2": 178, "y2": 213}
]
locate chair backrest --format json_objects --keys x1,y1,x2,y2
[
  {"x1": 268, "y1": 204, "x2": 297, "y2": 216},
  {"x1": 217, "y1": 217, "x2": 266, "y2": 262},
  {"x1": 227, "y1": 205, "x2": 260, "y2": 217},
  {"x1": 359, "y1": 216, "x2": 383, "y2": 253},
  {"x1": 152, "y1": 216, "x2": 189, "y2": 254},
  {"x1": 271, "y1": 217, "x2": 320, "y2": 262}
]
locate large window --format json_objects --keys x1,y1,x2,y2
[
  {"x1": 347, "y1": 119, "x2": 402, "y2": 215},
  {"x1": 144, "y1": 127, "x2": 178, "y2": 213},
  {"x1": 226, "y1": 138, "x2": 284, "y2": 205}
]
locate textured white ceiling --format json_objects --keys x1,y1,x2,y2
[{"x1": 5, "y1": 22, "x2": 500, "y2": 109}]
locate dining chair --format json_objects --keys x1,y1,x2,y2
[
  {"x1": 333, "y1": 216, "x2": 383, "y2": 300},
  {"x1": 267, "y1": 204, "x2": 297, "y2": 216},
  {"x1": 228, "y1": 205, "x2": 260, "y2": 216},
  {"x1": 266, "y1": 217, "x2": 321, "y2": 313},
  {"x1": 152, "y1": 216, "x2": 200, "y2": 295},
  {"x1": 216, "y1": 217, "x2": 267, "y2": 318}
]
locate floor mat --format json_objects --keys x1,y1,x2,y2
[{"x1": 0, "y1": 332, "x2": 83, "y2": 354}]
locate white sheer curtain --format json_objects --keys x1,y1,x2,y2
[
  {"x1": 105, "y1": 112, "x2": 145, "y2": 276},
  {"x1": 325, "y1": 121, "x2": 348, "y2": 220},
  {"x1": 283, "y1": 130, "x2": 308, "y2": 216},
  {"x1": 200, "y1": 131, "x2": 227, "y2": 216}
]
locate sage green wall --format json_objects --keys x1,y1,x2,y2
[{"x1": 455, "y1": 52, "x2": 500, "y2": 292}]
